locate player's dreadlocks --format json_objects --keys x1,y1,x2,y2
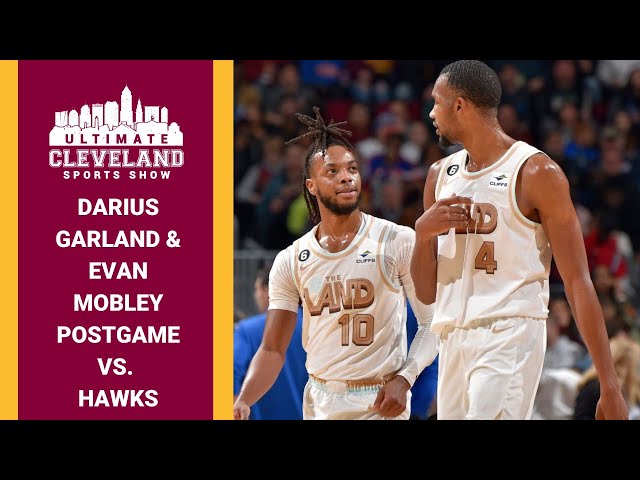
[{"x1": 285, "y1": 106, "x2": 354, "y2": 225}]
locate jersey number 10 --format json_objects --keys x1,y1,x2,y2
[{"x1": 338, "y1": 313, "x2": 374, "y2": 346}]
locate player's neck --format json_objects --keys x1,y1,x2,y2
[
  {"x1": 463, "y1": 127, "x2": 516, "y2": 172},
  {"x1": 316, "y1": 210, "x2": 363, "y2": 253}
]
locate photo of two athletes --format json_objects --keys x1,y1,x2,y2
[{"x1": 233, "y1": 60, "x2": 634, "y2": 421}]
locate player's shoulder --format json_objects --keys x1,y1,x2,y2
[
  {"x1": 425, "y1": 150, "x2": 466, "y2": 190},
  {"x1": 274, "y1": 230, "x2": 312, "y2": 262},
  {"x1": 270, "y1": 243, "x2": 297, "y2": 278},
  {"x1": 272, "y1": 230, "x2": 316, "y2": 277},
  {"x1": 430, "y1": 149, "x2": 465, "y2": 173},
  {"x1": 520, "y1": 149, "x2": 563, "y2": 180},
  {"x1": 428, "y1": 156, "x2": 448, "y2": 177},
  {"x1": 289, "y1": 225, "x2": 317, "y2": 249},
  {"x1": 392, "y1": 223, "x2": 416, "y2": 245},
  {"x1": 273, "y1": 244, "x2": 294, "y2": 264},
  {"x1": 368, "y1": 212, "x2": 398, "y2": 230},
  {"x1": 369, "y1": 214, "x2": 415, "y2": 242}
]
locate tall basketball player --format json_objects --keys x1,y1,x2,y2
[{"x1": 410, "y1": 60, "x2": 628, "y2": 420}]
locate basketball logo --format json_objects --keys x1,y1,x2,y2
[{"x1": 447, "y1": 165, "x2": 459, "y2": 176}]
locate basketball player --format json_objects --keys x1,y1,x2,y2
[
  {"x1": 233, "y1": 108, "x2": 445, "y2": 420},
  {"x1": 410, "y1": 60, "x2": 628, "y2": 419}
]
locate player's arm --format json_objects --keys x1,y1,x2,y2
[
  {"x1": 396, "y1": 228, "x2": 439, "y2": 385},
  {"x1": 411, "y1": 159, "x2": 471, "y2": 304},
  {"x1": 523, "y1": 153, "x2": 628, "y2": 420},
  {"x1": 399, "y1": 295, "x2": 439, "y2": 386},
  {"x1": 410, "y1": 161, "x2": 441, "y2": 304},
  {"x1": 234, "y1": 308, "x2": 298, "y2": 418},
  {"x1": 370, "y1": 227, "x2": 439, "y2": 418}
]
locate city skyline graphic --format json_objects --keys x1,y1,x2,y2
[{"x1": 49, "y1": 85, "x2": 183, "y2": 146}]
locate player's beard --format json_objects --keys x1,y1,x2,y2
[{"x1": 317, "y1": 190, "x2": 360, "y2": 216}]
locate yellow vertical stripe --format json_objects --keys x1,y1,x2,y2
[
  {"x1": 213, "y1": 60, "x2": 233, "y2": 420},
  {"x1": 0, "y1": 60, "x2": 18, "y2": 420}
]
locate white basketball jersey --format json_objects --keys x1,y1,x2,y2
[
  {"x1": 431, "y1": 140, "x2": 552, "y2": 334},
  {"x1": 269, "y1": 213, "x2": 416, "y2": 381}
]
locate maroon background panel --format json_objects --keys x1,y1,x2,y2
[{"x1": 18, "y1": 60, "x2": 213, "y2": 419}]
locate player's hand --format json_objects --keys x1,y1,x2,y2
[
  {"x1": 233, "y1": 399, "x2": 251, "y2": 420},
  {"x1": 369, "y1": 376, "x2": 411, "y2": 418},
  {"x1": 596, "y1": 389, "x2": 629, "y2": 420},
  {"x1": 415, "y1": 193, "x2": 472, "y2": 239}
]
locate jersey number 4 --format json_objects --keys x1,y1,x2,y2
[
  {"x1": 338, "y1": 313, "x2": 374, "y2": 346},
  {"x1": 475, "y1": 241, "x2": 497, "y2": 274}
]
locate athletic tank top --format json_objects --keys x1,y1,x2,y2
[{"x1": 431, "y1": 140, "x2": 552, "y2": 334}]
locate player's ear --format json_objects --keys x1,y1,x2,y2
[
  {"x1": 306, "y1": 178, "x2": 316, "y2": 196},
  {"x1": 456, "y1": 97, "x2": 464, "y2": 112}
]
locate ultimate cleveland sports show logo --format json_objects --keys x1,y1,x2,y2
[{"x1": 48, "y1": 85, "x2": 184, "y2": 181}]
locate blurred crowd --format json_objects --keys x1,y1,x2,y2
[{"x1": 233, "y1": 60, "x2": 640, "y2": 419}]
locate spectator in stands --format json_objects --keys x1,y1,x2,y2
[
  {"x1": 256, "y1": 142, "x2": 305, "y2": 249},
  {"x1": 234, "y1": 266, "x2": 307, "y2": 420},
  {"x1": 574, "y1": 335, "x2": 640, "y2": 419},
  {"x1": 235, "y1": 135, "x2": 284, "y2": 245},
  {"x1": 544, "y1": 308, "x2": 587, "y2": 371}
]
